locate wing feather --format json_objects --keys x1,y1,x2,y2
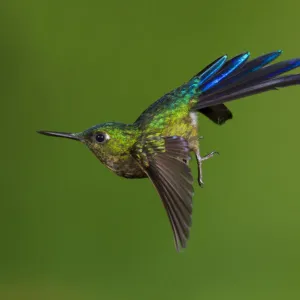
[{"x1": 132, "y1": 136, "x2": 194, "y2": 251}]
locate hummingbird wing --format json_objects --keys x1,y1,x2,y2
[
  {"x1": 185, "y1": 52, "x2": 250, "y2": 125},
  {"x1": 191, "y1": 50, "x2": 300, "y2": 110},
  {"x1": 188, "y1": 56, "x2": 233, "y2": 124},
  {"x1": 132, "y1": 136, "x2": 194, "y2": 251},
  {"x1": 135, "y1": 51, "x2": 300, "y2": 126}
]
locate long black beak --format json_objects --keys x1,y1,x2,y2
[{"x1": 37, "y1": 130, "x2": 81, "y2": 141}]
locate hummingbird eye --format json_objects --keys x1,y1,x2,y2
[{"x1": 95, "y1": 132, "x2": 108, "y2": 143}]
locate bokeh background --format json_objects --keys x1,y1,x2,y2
[{"x1": 1, "y1": 1, "x2": 300, "y2": 299}]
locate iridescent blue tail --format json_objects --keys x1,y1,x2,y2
[{"x1": 192, "y1": 50, "x2": 300, "y2": 113}]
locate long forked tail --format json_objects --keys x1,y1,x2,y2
[{"x1": 191, "y1": 50, "x2": 300, "y2": 111}]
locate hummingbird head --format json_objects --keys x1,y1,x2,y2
[{"x1": 38, "y1": 122, "x2": 140, "y2": 175}]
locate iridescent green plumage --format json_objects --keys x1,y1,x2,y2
[{"x1": 38, "y1": 50, "x2": 300, "y2": 251}]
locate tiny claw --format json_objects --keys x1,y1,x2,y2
[
  {"x1": 201, "y1": 151, "x2": 219, "y2": 161},
  {"x1": 199, "y1": 136, "x2": 204, "y2": 140},
  {"x1": 198, "y1": 178, "x2": 205, "y2": 188}
]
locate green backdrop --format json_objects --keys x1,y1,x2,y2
[{"x1": 1, "y1": 1, "x2": 300, "y2": 299}]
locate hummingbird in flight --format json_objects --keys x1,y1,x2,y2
[{"x1": 38, "y1": 50, "x2": 300, "y2": 251}]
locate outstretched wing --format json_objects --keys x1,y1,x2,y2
[
  {"x1": 136, "y1": 50, "x2": 300, "y2": 126},
  {"x1": 132, "y1": 136, "x2": 194, "y2": 251},
  {"x1": 188, "y1": 50, "x2": 300, "y2": 110},
  {"x1": 187, "y1": 54, "x2": 235, "y2": 124}
]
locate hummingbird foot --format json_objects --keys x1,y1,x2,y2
[
  {"x1": 196, "y1": 151, "x2": 219, "y2": 187},
  {"x1": 201, "y1": 151, "x2": 219, "y2": 161}
]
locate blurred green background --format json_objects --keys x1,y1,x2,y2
[{"x1": 1, "y1": 0, "x2": 300, "y2": 299}]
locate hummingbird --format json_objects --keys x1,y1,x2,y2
[{"x1": 38, "y1": 50, "x2": 300, "y2": 251}]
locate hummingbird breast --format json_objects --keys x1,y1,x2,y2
[{"x1": 101, "y1": 153, "x2": 147, "y2": 179}]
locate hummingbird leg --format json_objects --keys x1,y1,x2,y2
[{"x1": 195, "y1": 150, "x2": 219, "y2": 187}]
